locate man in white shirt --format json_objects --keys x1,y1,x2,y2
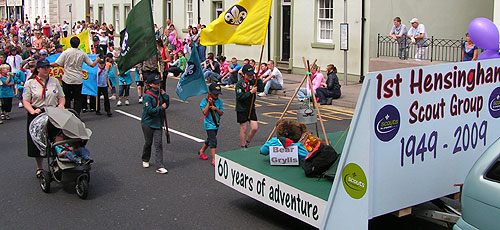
[
  {"x1": 62, "y1": 21, "x2": 70, "y2": 37},
  {"x1": 408, "y1": 18, "x2": 428, "y2": 61},
  {"x1": 51, "y1": 37, "x2": 99, "y2": 114},
  {"x1": 258, "y1": 60, "x2": 283, "y2": 97}
]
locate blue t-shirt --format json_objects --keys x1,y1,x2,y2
[
  {"x1": 15, "y1": 70, "x2": 27, "y2": 91},
  {"x1": 230, "y1": 63, "x2": 242, "y2": 71},
  {"x1": 200, "y1": 97, "x2": 223, "y2": 130},
  {"x1": 107, "y1": 64, "x2": 117, "y2": 87},
  {"x1": 118, "y1": 70, "x2": 133, "y2": 86},
  {"x1": 0, "y1": 75, "x2": 14, "y2": 98},
  {"x1": 260, "y1": 137, "x2": 309, "y2": 161},
  {"x1": 97, "y1": 67, "x2": 109, "y2": 87}
]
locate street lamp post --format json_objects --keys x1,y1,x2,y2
[{"x1": 67, "y1": 3, "x2": 72, "y2": 36}]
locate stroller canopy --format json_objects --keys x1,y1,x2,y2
[
  {"x1": 45, "y1": 107, "x2": 92, "y2": 140},
  {"x1": 30, "y1": 108, "x2": 92, "y2": 152}
]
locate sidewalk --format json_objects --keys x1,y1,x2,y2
[
  {"x1": 267, "y1": 73, "x2": 362, "y2": 111},
  {"x1": 267, "y1": 57, "x2": 444, "y2": 111}
]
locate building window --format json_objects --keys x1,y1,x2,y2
[
  {"x1": 124, "y1": 5, "x2": 131, "y2": 21},
  {"x1": 317, "y1": 0, "x2": 333, "y2": 43},
  {"x1": 186, "y1": 0, "x2": 193, "y2": 27},
  {"x1": 42, "y1": 0, "x2": 46, "y2": 19},
  {"x1": 215, "y1": 2, "x2": 223, "y2": 17},
  {"x1": 90, "y1": 6, "x2": 94, "y2": 22},
  {"x1": 166, "y1": 0, "x2": 172, "y2": 21},
  {"x1": 98, "y1": 6, "x2": 104, "y2": 24},
  {"x1": 113, "y1": 6, "x2": 120, "y2": 32}
]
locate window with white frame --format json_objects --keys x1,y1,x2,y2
[
  {"x1": 89, "y1": 6, "x2": 94, "y2": 22},
  {"x1": 113, "y1": 6, "x2": 120, "y2": 32},
  {"x1": 98, "y1": 6, "x2": 104, "y2": 24},
  {"x1": 166, "y1": 0, "x2": 172, "y2": 21},
  {"x1": 186, "y1": 0, "x2": 193, "y2": 27},
  {"x1": 124, "y1": 5, "x2": 131, "y2": 21},
  {"x1": 215, "y1": 2, "x2": 223, "y2": 17},
  {"x1": 317, "y1": 0, "x2": 333, "y2": 43}
]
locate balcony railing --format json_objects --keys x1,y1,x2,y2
[{"x1": 376, "y1": 34, "x2": 477, "y2": 62}]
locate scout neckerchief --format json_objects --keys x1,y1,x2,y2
[
  {"x1": 98, "y1": 66, "x2": 104, "y2": 77},
  {"x1": 57, "y1": 144, "x2": 73, "y2": 157},
  {"x1": 145, "y1": 90, "x2": 160, "y2": 107},
  {"x1": 242, "y1": 77, "x2": 250, "y2": 92},
  {"x1": 34, "y1": 75, "x2": 49, "y2": 99},
  {"x1": 199, "y1": 95, "x2": 220, "y2": 127}
]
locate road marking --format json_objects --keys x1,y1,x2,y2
[
  {"x1": 171, "y1": 97, "x2": 189, "y2": 103},
  {"x1": 115, "y1": 110, "x2": 205, "y2": 143}
]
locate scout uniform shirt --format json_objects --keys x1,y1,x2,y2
[
  {"x1": 23, "y1": 76, "x2": 64, "y2": 108},
  {"x1": 141, "y1": 89, "x2": 170, "y2": 129},
  {"x1": 234, "y1": 77, "x2": 263, "y2": 112}
]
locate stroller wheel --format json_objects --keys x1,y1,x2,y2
[
  {"x1": 75, "y1": 174, "x2": 89, "y2": 199},
  {"x1": 39, "y1": 170, "x2": 51, "y2": 193}
]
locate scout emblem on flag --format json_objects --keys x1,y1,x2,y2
[
  {"x1": 225, "y1": 5, "x2": 247, "y2": 25},
  {"x1": 120, "y1": 29, "x2": 130, "y2": 56}
]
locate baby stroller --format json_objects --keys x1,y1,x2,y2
[{"x1": 30, "y1": 107, "x2": 93, "y2": 199}]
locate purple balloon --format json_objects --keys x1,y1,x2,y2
[
  {"x1": 469, "y1": 17, "x2": 499, "y2": 50},
  {"x1": 477, "y1": 49, "x2": 500, "y2": 60}
]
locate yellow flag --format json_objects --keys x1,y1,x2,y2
[
  {"x1": 60, "y1": 30, "x2": 91, "y2": 53},
  {"x1": 200, "y1": 0, "x2": 272, "y2": 46}
]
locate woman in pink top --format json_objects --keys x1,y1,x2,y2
[{"x1": 297, "y1": 64, "x2": 324, "y2": 102}]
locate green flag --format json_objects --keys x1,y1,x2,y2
[{"x1": 117, "y1": 0, "x2": 156, "y2": 74}]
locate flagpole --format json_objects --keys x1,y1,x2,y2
[{"x1": 248, "y1": 44, "x2": 265, "y2": 119}]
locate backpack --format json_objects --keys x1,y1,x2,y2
[{"x1": 301, "y1": 144, "x2": 339, "y2": 178}]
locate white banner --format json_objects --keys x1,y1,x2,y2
[
  {"x1": 323, "y1": 59, "x2": 500, "y2": 229},
  {"x1": 215, "y1": 155, "x2": 327, "y2": 228}
]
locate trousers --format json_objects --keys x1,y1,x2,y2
[{"x1": 141, "y1": 123, "x2": 165, "y2": 169}]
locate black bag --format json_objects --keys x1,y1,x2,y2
[{"x1": 302, "y1": 144, "x2": 339, "y2": 177}]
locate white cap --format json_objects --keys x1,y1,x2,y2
[{"x1": 410, "y1": 18, "x2": 419, "y2": 23}]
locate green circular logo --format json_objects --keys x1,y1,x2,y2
[{"x1": 342, "y1": 163, "x2": 367, "y2": 199}]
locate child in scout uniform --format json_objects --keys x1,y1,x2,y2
[
  {"x1": 14, "y1": 61, "x2": 34, "y2": 108},
  {"x1": 141, "y1": 74, "x2": 170, "y2": 174},
  {"x1": 0, "y1": 64, "x2": 14, "y2": 120},
  {"x1": 117, "y1": 69, "x2": 132, "y2": 106},
  {"x1": 96, "y1": 59, "x2": 112, "y2": 117},
  {"x1": 235, "y1": 64, "x2": 264, "y2": 149},
  {"x1": 53, "y1": 133, "x2": 93, "y2": 164},
  {"x1": 106, "y1": 54, "x2": 118, "y2": 100},
  {"x1": 198, "y1": 83, "x2": 224, "y2": 166}
]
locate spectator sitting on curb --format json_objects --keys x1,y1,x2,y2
[
  {"x1": 258, "y1": 60, "x2": 283, "y2": 97},
  {"x1": 221, "y1": 57, "x2": 241, "y2": 87}
]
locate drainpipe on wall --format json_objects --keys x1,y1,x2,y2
[
  {"x1": 359, "y1": 0, "x2": 366, "y2": 83},
  {"x1": 198, "y1": 0, "x2": 201, "y2": 24}
]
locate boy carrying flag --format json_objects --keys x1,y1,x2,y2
[{"x1": 198, "y1": 83, "x2": 224, "y2": 166}]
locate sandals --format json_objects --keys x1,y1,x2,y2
[
  {"x1": 36, "y1": 169, "x2": 43, "y2": 178},
  {"x1": 4, "y1": 115, "x2": 10, "y2": 120}
]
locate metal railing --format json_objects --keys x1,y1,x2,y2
[{"x1": 376, "y1": 34, "x2": 473, "y2": 62}]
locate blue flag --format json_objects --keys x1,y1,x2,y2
[
  {"x1": 46, "y1": 53, "x2": 98, "y2": 96},
  {"x1": 176, "y1": 45, "x2": 208, "y2": 101}
]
